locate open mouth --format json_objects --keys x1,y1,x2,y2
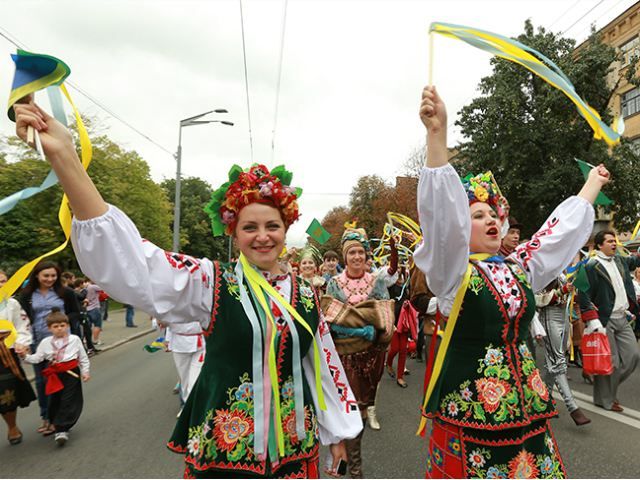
[
  {"x1": 486, "y1": 226, "x2": 499, "y2": 237},
  {"x1": 253, "y1": 245, "x2": 274, "y2": 253}
]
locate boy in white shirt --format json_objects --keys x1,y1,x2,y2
[{"x1": 21, "y1": 309, "x2": 90, "y2": 446}]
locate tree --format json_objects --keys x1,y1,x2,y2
[
  {"x1": 317, "y1": 206, "x2": 351, "y2": 255},
  {"x1": 0, "y1": 126, "x2": 173, "y2": 272},
  {"x1": 455, "y1": 21, "x2": 640, "y2": 234},
  {"x1": 349, "y1": 175, "x2": 395, "y2": 237},
  {"x1": 161, "y1": 177, "x2": 227, "y2": 260}
]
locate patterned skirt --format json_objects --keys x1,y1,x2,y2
[
  {"x1": 425, "y1": 417, "x2": 566, "y2": 479},
  {"x1": 183, "y1": 453, "x2": 319, "y2": 479},
  {"x1": 339, "y1": 344, "x2": 387, "y2": 410},
  {"x1": 0, "y1": 349, "x2": 36, "y2": 414}
]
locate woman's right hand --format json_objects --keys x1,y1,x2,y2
[
  {"x1": 419, "y1": 85, "x2": 447, "y2": 135},
  {"x1": 14, "y1": 101, "x2": 75, "y2": 161}
]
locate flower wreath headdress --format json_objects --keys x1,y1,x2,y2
[
  {"x1": 461, "y1": 171, "x2": 509, "y2": 222},
  {"x1": 204, "y1": 164, "x2": 302, "y2": 236}
]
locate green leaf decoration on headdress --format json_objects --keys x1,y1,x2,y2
[
  {"x1": 271, "y1": 165, "x2": 293, "y2": 186},
  {"x1": 228, "y1": 164, "x2": 243, "y2": 183}
]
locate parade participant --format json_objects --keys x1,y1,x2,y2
[
  {"x1": 322, "y1": 250, "x2": 341, "y2": 283},
  {"x1": 14, "y1": 100, "x2": 360, "y2": 478},
  {"x1": 499, "y1": 217, "x2": 523, "y2": 257},
  {"x1": 385, "y1": 268, "x2": 414, "y2": 387},
  {"x1": 0, "y1": 270, "x2": 36, "y2": 445},
  {"x1": 535, "y1": 277, "x2": 591, "y2": 425},
  {"x1": 298, "y1": 247, "x2": 326, "y2": 292},
  {"x1": 21, "y1": 310, "x2": 90, "y2": 446},
  {"x1": 416, "y1": 85, "x2": 608, "y2": 478},
  {"x1": 162, "y1": 320, "x2": 205, "y2": 417},
  {"x1": 578, "y1": 230, "x2": 640, "y2": 412},
  {"x1": 323, "y1": 227, "x2": 395, "y2": 477},
  {"x1": 409, "y1": 265, "x2": 437, "y2": 362},
  {"x1": 16, "y1": 261, "x2": 81, "y2": 436}
]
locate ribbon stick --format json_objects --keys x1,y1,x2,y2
[
  {"x1": 429, "y1": 22, "x2": 621, "y2": 146},
  {"x1": 0, "y1": 51, "x2": 92, "y2": 303}
]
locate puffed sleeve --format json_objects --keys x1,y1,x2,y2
[
  {"x1": 303, "y1": 319, "x2": 362, "y2": 445},
  {"x1": 9, "y1": 298, "x2": 32, "y2": 347},
  {"x1": 71, "y1": 205, "x2": 214, "y2": 329},
  {"x1": 509, "y1": 196, "x2": 594, "y2": 294},
  {"x1": 413, "y1": 164, "x2": 470, "y2": 316}
]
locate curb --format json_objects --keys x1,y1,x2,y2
[{"x1": 26, "y1": 328, "x2": 155, "y2": 383}]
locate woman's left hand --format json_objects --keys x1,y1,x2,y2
[
  {"x1": 588, "y1": 163, "x2": 611, "y2": 187},
  {"x1": 325, "y1": 441, "x2": 347, "y2": 477}
]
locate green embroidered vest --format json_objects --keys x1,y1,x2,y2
[
  {"x1": 168, "y1": 261, "x2": 321, "y2": 475},
  {"x1": 425, "y1": 261, "x2": 557, "y2": 429}
]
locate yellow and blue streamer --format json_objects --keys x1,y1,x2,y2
[{"x1": 430, "y1": 22, "x2": 621, "y2": 146}]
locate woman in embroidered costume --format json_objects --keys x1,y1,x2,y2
[
  {"x1": 415, "y1": 86, "x2": 610, "y2": 479},
  {"x1": 321, "y1": 228, "x2": 395, "y2": 478},
  {"x1": 297, "y1": 246, "x2": 326, "y2": 294},
  {"x1": 13, "y1": 102, "x2": 362, "y2": 478},
  {"x1": 0, "y1": 270, "x2": 36, "y2": 445}
]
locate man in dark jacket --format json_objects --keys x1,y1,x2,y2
[{"x1": 578, "y1": 230, "x2": 640, "y2": 412}]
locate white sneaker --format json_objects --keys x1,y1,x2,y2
[
  {"x1": 366, "y1": 406, "x2": 381, "y2": 430},
  {"x1": 54, "y1": 432, "x2": 68, "y2": 446}
]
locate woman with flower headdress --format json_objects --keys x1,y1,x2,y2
[
  {"x1": 321, "y1": 228, "x2": 395, "y2": 478},
  {"x1": 13, "y1": 102, "x2": 362, "y2": 478},
  {"x1": 297, "y1": 246, "x2": 326, "y2": 293},
  {"x1": 415, "y1": 85, "x2": 610, "y2": 479}
]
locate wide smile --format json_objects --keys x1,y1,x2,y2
[{"x1": 252, "y1": 245, "x2": 275, "y2": 254}]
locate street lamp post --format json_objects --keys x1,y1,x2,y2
[{"x1": 173, "y1": 110, "x2": 233, "y2": 253}]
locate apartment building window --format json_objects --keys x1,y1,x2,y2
[
  {"x1": 622, "y1": 87, "x2": 640, "y2": 117},
  {"x1": 620, "y1": 36, "x2": 640, "y2": 65}
]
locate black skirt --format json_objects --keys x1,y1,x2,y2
[{"x1": 0, "y1": 349, "x2": 36, "y2": 414}]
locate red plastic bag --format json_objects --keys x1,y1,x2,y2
[
  {"x1": 582, "y1": 331, "x2": 613, "y2": 375},
  {"x1": 397, "y1": 300, "x2": 418, "y2": 339},
  {"x1": 407, "y1": 338, "x2": 417, "y2": 354}
]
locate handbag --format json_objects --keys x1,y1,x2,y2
[{"x1": 582, "y1": 331, "x2": 613, "y2": 375}]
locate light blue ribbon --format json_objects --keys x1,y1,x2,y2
[
  {"x1": 234, "y1": 262, "x2": 266, "y2": 456},
  {"x1": 0, "y1": 86, "x2": 67, "y2": 217}
]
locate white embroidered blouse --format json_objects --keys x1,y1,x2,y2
[{"x1": 413, "y1": 164, "x2": 595, "y2": 317}]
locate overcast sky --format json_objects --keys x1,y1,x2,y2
[{"x1": 0, "y1": 0, "x2": 635, "y2": 247}]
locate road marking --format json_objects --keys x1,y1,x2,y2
[
  {"x1": 569, "y1": 389, "x2": 640, "y2": 421},
  {"x1": 552, "y1": 391, "x2": 640, "y2": 430}
]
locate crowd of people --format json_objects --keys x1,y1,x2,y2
[{"x1": 1, "y1": 85, "x2": 638, "y2": 479}]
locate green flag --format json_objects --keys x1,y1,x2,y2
[
  {"x1": 572, "y1": 263, "x2": 590, "y2": 293},
  {"x1": 575, "y1": 158, "x2": 613, "y2": 206},
  {"x1": 306, "y1": 219, "x2": 331, "y2": 245}
]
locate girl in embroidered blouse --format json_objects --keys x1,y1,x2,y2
[
  {"x1": 415, "y1": 86, "x2": 610, "y2": 479},
  {"x1": 13, "y1": 103, "x2": 361, "y2": 478}
]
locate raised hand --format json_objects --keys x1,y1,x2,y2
[{"x1": 419, "y1": 85, "x2": 447, "y2": 135}]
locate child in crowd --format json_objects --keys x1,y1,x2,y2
[
  {"x1": 21, "y1": 309, "x2": 90, "y2": 446},
  {"x1": 73, "y1": 278, "x2": 97, "y2": 355},
  {"x1": 321, "y1": 250, "x2": 341, "y2": 282}
]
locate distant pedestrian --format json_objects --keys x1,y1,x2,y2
[
  {"x1": 16, "y1": 261, "x2": 82, "y2": 436},
  {"x1": 72, "y1": 279, "x2": 97, "y2": 355},
  {"x1": 21, "y1": 309, "x2": 90, "y2": 446},
  {"x1": 0, "y1": 270, "x2": 36, "y2": 445},
  {"x1": 124, "y1": 304, "x2": 137, "y2": 328},
  {"x1": 84, "y1": 279, "x2": 104, "y2": 344}
]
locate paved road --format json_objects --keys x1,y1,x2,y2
[{"x1": 3, "y1": 333, "x2": 640, "y2": 477}]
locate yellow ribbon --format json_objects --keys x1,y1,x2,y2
[
  {"x1": 0, "y1": 84, "x2": 92, "y2": 303},
  {"x1": 239, "y1": 254, "x2": 326, "y2": 455},
  {"x1": 417, "y1": 253, "x2": 491, "y2": 435},
  {"x1": 0, "y1": 319, "x2": 17, "y2": 348}
]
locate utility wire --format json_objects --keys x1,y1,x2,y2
[
  {"x1": 270, "y1": 0, "x2": 288, "y2": 165},
  {"x1": 0, "y1": 27, "x2": 174, "y2": 156},
  {"x1": 561, "y1": 0, "x2": 606, "y2": 35},
  {"x1": 549, "y1": 0, "x2": 582, "y2": 29},
  {"x1": 569, "y1": 0, "x2": 629, "y2": 40},
  {"x1": 238, "y1": 0, "x2": 255, "y2": 162}
]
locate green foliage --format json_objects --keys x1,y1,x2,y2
[
  {"x1": 0, "y1": 124, "x2": 173, "y2": 273},
  {"x1": 455, "y1": 20, "x2": 640, "y2": 234},
  {"x1": 161, "y1": 177, "x2": 227, "y2": 260}
]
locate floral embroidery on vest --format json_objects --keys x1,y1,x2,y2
[
  {"x1": 465, "y1": 437, "x2": 564, "y2": 479},
  {"x1": 185, "y1": 373, "x2": 317, "y2": 466},
  {"x1": 222, "y1": 266, "x2": 241, "y2": 300},
  {"x1": 440, "y1": 344, "x2": 520, "y2": 424},
  {"x1": 519, "y1": 344, "x2": 550, "y2": 410},
  {"x1": 469, "y1": 267, "x2": 485, "y2": 295},
  {"x1": 299, "y1": 285, "x2": 315, "y2": 313}
]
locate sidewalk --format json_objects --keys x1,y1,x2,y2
[{"x1": 94, "y1": 308, "x2": 155, "y2": 352}]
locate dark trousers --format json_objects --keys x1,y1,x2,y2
[{"x1": 32, "y1": 361, "x2": 48, "y2": 419}]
